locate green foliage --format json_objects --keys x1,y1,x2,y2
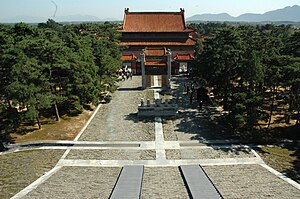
[
  {"x1": 194, "y1": 39, "x2": 203, "y2": 58},
  {"x1": 0, "y1": 21, "x2": 122, "y2": 131},
  {"x1": 193, "y1": 23, "x2": 300, "y2": 135},
  {"x1": 0, "y1": 107, "x2": 20, "y2": 134},
  {"x1": 189, "y1": 22, "x2": 229, "y2": 35}
]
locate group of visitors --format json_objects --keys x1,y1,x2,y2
[
  {"x1": 117, "y1": 68, "x2": 133, "y2": 81},
  {"x1": 184, "y1": 79, "x2": 210, "y2": 110}
]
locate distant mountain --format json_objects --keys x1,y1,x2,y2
[
  {"x1": 0, "y1": 14, "x2": 102, "y2": 23},
  {"x1": 102, "y1": 18, "x2": 119, "y2": 22},
  {"x1": 187, "y1": 5, "x2": 300, "y2": 22},
  {"x1": 189, "y1": 13, "x2": 235, "y2": 22}
]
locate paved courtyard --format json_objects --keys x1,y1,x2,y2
[{"x1": 2, "y1": 76, "x2": 300, "y2": 198}]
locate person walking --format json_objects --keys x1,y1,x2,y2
[
  {"x1": 199, "y1": 100, "x2": 203, "y2": 110},
  {"x1": 197, "y1": 86, "x2": 209, "y2": 109},
  {"x1": 190, "y1": 86, "x2": 195, "y2": 104},
  {"x1": 196, "y1": 87, "x2": 202, "y2": 105},
  {"x1": 185, "y1": 83, "x2": 190, "y2": 95}
]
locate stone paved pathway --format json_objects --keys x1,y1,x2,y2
[{"x1": 8, "y1": 76, "x2": 300, "y2": 198}]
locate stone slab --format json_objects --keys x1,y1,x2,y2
[
  {"x1": 180, "y1": 165, "x2": 222, "y2": 199},
  {"x1": 110, "y1": 165, "x2": 144, "y2": 199}
]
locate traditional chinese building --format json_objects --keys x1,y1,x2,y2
[{"x1": 119, "y1": 8, "x2": 201, "y2": 88}]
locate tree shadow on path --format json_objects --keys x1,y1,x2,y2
[
  {"x1": 124, "y1": 112, "x2": 155, "y2": 124},
  {"x1": 164, "y1": 75, "x2": 236, "y2": 142}
]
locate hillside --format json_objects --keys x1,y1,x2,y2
[{"x1": 188, "y1": 5, "x2": 300, "y2": 22}]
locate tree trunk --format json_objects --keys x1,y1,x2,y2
[
  {"x1": 54, "y1": 101, "x2": 60, "y2": 121},
  {"x1": 36, "y1": 116, "x2": 41, "y2": 129},
  {"x1": 267, "y1": 88, "x2": 276, "y2": 129},
  {"x1": 6, "y1": 99, "x2": 12, "y2": 109},
  {"x1": 267, "y1": 106, "x2": 273, "y2": 128},
  {"x1": 49, "y1": 68, "x2": 60, "y2": 122},
  {"x1": 287, "y1": 95, "x2": 293, "y2": 124}
]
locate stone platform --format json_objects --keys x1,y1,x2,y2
[{"x1": 138, "y1": 98, "x2": 178, "y2": 117}]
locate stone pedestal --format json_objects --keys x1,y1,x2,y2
[
  {"x1": 162, "y1": 75, "x2": 168, "y2": 88},
  {"x1": 138, "y1": 98, "x2": 178, "y2": 117}
]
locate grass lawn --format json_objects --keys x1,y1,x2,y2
[
  {"x1": 10, "y1": 109, "x2": 94, "y2": 143},
  {"x1": 256, "y1": 144, "x2": 300, "y2": 183},
  {"x1": 0, "y1": 108, "x2": 95, "y2": 198}
]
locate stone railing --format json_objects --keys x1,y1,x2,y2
[{"x1": 138, "y1": 98, "x2": 178, "y2": 117}]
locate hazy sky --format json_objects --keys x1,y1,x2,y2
[{"x1": 0, "y1": 0, "x2": 300, "y2": 20}]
